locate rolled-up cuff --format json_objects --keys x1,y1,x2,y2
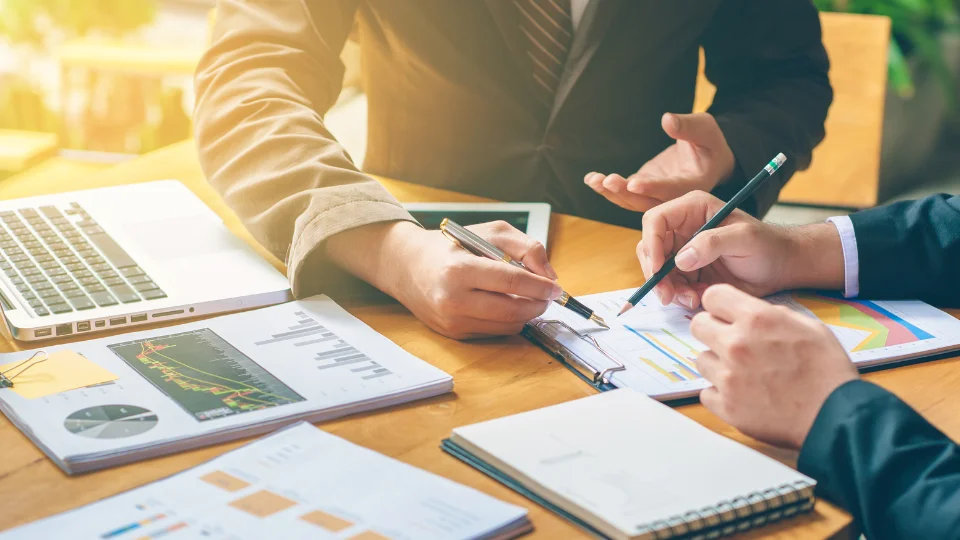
[{"x1": 287, "y1": 200, "x2": 417, "y2": 298}]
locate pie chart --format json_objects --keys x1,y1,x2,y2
[{"x1": 64, "y1": 405, "x2": 158, "y2": 439}]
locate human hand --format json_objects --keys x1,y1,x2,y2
[
  {"x1": 584, "y1": 112, "x2": 735, "y2": 212},
  {"x1": 327, "y1": 220, "x2": 561, "y2": 340},
  {"x1": 636, "y1": 191, "x2": 845, "y2": 309},
  {"x1": 691, "y1": 284, "x2": 859, "y2": 449}
]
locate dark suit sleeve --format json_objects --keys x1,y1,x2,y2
[
  {"x1": 848, "y1": 194, "x2": 960, "y2": 306},
  {"x1": 701, "y1": 0, "x2": 832, "y2": 217},
  {"x1": 798, "y1": 380, "x2": 960, "y2": 540}
]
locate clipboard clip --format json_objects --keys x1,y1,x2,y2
[
  {"x1": 0, "y1": 351, "x2": 47, "y2": 388},
  {"x1": 533, "y1": 320, "x2": 626, "y2": 385}
]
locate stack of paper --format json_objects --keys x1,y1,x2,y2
[
  {"x1": 2, "y1": 422, "x2": 532, "y2": 540},
  {"x1": 0, "y1": 296, "x2": 452, "y2": 474}
]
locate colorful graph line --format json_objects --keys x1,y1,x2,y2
[
  {"x1": 794, "y1": 293, "x2": 934, "y2": 351},
  {"x1": 134, "y1": 340, "x2": 294, "y2": 412},
  {"x1": 100, "y1": 513, "x2": 167, "y2": 538},
  {"x1": 137, "y1": 521, "x2": 188, "y2": 539},
  {"x1": 624, "y1": 325, "x2": 702, "y2": 381}
]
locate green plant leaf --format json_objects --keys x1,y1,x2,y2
[{"x1": 888, "y1": 39, "x2": 916, "y2": 98}]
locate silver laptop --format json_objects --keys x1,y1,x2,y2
[{"x1": 0, "y1": 180, "x2": 291, "y2": 341}]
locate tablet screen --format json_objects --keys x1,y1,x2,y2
[{"x1": 409, "y1": 210, "x2": 530, "y2": 233}]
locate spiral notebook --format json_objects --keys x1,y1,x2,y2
[
  {"x1": 442, "y1": 389, "x2": 816, "y2": 540},
  {"x1": 524, "y1": 288, "x2": 960, "y2": 401}
]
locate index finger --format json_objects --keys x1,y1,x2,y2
[
  {"x1": 465, "y1": 258, "x2": 563, "y2": 301},
  {"x1": 477, "y1": 222, "x2": 557, "y2": 280}
]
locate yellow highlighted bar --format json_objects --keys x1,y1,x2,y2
[{"x1": 638, "y1": 356, "x2": 681, "y2": 383}]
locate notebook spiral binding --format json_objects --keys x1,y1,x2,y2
[{"x1": 635, "y1": 479, "x2": 816, "y2": 539}]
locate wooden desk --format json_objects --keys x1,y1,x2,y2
[{"x1": 2, "y1": 140, "x2": 957, "y2": 538}]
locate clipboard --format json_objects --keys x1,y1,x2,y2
[
  {"x1": 522, "y1": 318, "x2": 624, "y2": 392},
  {"x1": 522, "y1": 318, "x2": 705, "y2": 405}
]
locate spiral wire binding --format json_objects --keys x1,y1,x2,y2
[{"x1": 634, "y1": 479, "x2": 815, "y2": 539}]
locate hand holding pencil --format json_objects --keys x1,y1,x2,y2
[{"x1": 621, "y1": 154, "x2": 788, "y2": 315}]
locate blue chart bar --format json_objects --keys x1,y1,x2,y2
[{"x1": 101, "y1": 514, "x2": 167, "y2": 539}]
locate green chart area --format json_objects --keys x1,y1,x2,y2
[{"x1": 108, "y1": 329, "x2": 304, "y2": 422}]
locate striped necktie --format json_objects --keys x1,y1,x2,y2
[{"x1": 515, "y1": 0, "x2": 574, "y2": 114}]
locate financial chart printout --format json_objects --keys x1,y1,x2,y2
[
  {"x1": 0, "y1": 297, "x2": 451, "y2": 472},
  {"x1": 109, "y1": 329, "x2": 305, "y2": 421},
  {"x1": 1, "y1": 423, "x2": 529, "y2": 540},
  {"x1": 534, "y1": 289, "x2": 960, "y2": 399}
]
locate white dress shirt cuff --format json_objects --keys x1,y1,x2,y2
[{"x1": 826, "y1": 216, "x2": 859, "y2": 298}]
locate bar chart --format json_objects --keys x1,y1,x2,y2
[
  {"x1": 254, "y1": 311, "x2": 394, "y2": 382},
  {"x1": 623, "y1": 325, "x2": 703, "y2": 382}
]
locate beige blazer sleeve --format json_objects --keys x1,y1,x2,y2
[{"x1": 194, "y1": 0, "x2": 415, "y2": 298}]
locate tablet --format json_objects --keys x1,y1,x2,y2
[{"x1": 404, "y1": 202, "x2": 552, "y2": 248}]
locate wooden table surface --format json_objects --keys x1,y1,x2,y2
[{"x1": 2, "y1": 141, "x2": 958, "y2": 539}]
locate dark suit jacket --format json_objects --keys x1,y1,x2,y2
[
  {"x1": 850, "y1": 194, "x2": 960, "y2": 306},
  {"x1": 194, "y1": 0, "x2": 832, "y2": 296},
  {"x1": 799, "y1": 380, "x2": 960, "y2": 539}
]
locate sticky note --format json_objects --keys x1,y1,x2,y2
[{"x1": 0, "y1": 350, "x2": 118, "y2": 399}]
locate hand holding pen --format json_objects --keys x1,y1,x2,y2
[{"x1": 441, "y1": 219, "x2": 608, "y2": 329}]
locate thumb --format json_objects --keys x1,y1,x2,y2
[
  {"x1": 674, "y1": 224, "x2": 757, "y2": 272},
  {"x1": 661, "y1": 112, "x2": 721, "y2": 147}
]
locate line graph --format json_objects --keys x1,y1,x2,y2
[{"x1": 108, "y1": 329, "x2": 304, "y2": 421}]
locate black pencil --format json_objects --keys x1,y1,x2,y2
[{"x1": 618, "y1": 153, "x2": 787, "y2": 317}]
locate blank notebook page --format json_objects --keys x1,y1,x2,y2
[{"x1": 453, "y1": 389, "x2": 813, "y2": 535}]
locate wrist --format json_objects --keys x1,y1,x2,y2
[
  {"x1": 782, "y1": 223, "x2": 845, "y2": 292},
  {"x1": 325, "y1": 220, "x2": 423, "y2": 299}
]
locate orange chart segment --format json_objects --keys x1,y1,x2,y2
[
  {"x1": 793, "y1": 293, "x2": 934, "y2": 351},
  {"x1": 301, "y1": 510, "x2": 354, "y2": 532},
  {"x1": 347, "y1": 531, "x2": 392, "y2": 540},
  {"x1": 199, "y1": 470, "x2": 251, "y2": 492},
  {"x1": 228, "y1": 490, "x2": 298, "y2": 518}
]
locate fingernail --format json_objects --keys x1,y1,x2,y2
[
  {"x1": 545, "y1": 261, "x2": 559, "y2": 280},
  {"x1": 663, "y1": 113, "x2": 680, "y2": 133},
  {"x1": 584, "y1": 172, "x2": 597, "y2": 182},
  {"x1": 678, "y1": 294, "x2": 694, "y2": 309},
  {"x1": 675, "y1": 247, "x2": 698, "y2": 270},
  {"x1": 551, "y1": 284, "x2": 563, "y2": 301}
]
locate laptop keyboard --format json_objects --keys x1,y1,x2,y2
[{"x1": 0, "y1": 203, "x2": 166, "y2": 317}]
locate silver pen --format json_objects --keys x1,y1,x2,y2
[{"x1": 439, "y1": 218, "x2": 608, "y2": 328}]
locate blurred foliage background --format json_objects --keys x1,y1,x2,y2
[
  {"x1": 815, "y1": 0, "x2": 960, "y2": 106},
  {"x1": 0, "y1": 0, "x2": 957, "y2": 161},
  {"x1": 0, "y1": 0, "x2": 194, "y2": 154}
]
